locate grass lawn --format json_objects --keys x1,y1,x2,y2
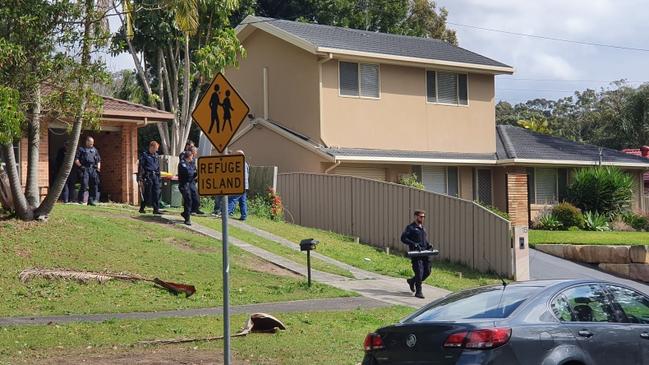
[
  {"x1": 232, "y1": 217, "x2": 501, "y2": 292},
  {"x1": 530, "y1": 230, "x2": 649, "y2": 246},
  {"x1": 194, "y1": 217, "x2": 354, "y2": 278},
  {"x1": 0, "y1": 204, "x2": 351, "y2": 317},
  {"x1": 0, "y1": 306, "x2": 412, "y2": 364}
]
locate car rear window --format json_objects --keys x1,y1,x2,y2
[{"x1": 406, "y1": 286, "x2": 542, "y2": 322}]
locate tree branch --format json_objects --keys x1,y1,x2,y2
[
  {"x1": 25, "y1": 84, "x2": 41, "y2": 206},
  {"x1": 1, "y1": 143, "x2": 32, "y2": 220}
]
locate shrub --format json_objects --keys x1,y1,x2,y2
[
  {"x1": 248, "y1": 188, "x2": 284, "y2": 221},
  {"x1": 481, "y1": 204, "x2": 510, "y2": 220},
  {"x1": 567, "y1": 166, "x2": 633, "y2": 218},
  {"x1": 622, "y1": 211, "x2": 649, "y2": 231},
  {"x1": 583, "y1": 211, "x2": 610, "y2": 231},
  {"x1": 398, "y1": 173, "x2": 425, "y2": 190},
  {"x1": 551, "y1": 202, "x2": 583, "y2": 229},
  {"x1": 610, "y1": 219, "x2": 635, "y2": 232},
  {"x1": 538, "y1": 214, "x2": 562, "y2": 231}
]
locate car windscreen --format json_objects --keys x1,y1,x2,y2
[{"x1": 406, "y1": 286, "x2": 543, "y2": 322}]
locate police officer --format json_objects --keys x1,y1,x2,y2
[
  {"x1": 401, "y1": 210, "x2": 432, "y2": 299},
  {"x1": 75, "y1": 136, "x2": 101, "y2": 206},
  {"x1": 178, "y1": 147, "x2": 197, "y2": 226},
  {"x1": 138, "y1": 141, "x2": 162, "y2": 214}
]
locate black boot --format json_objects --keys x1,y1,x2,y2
[
  {"x1": 415, "y1": 284, "x2": 424, "y2": 299},
  {"x1": 407, "y1": 278, "x2": 415, "y2": 293}
]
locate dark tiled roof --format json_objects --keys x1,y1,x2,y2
[
  {"x1": 496, "y1": 125, "x2": 649, "y2": 166},
  {"x1": 42, "y1": 84, "x2": 174, "y2": 121},
  {"x1": 251, "y1": 17, "x2": 511, "y2": 69},
  {"x1": 322, "y1": 147, "x2": 497, "y2": 161}
]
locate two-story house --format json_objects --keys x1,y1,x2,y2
[{"x1": 226, "y1": 16, "x2": 649, "y2": 221}]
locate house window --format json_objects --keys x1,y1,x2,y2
[
  {"x1": 426, "y1": 71, "x2": 468, "y2": 105},
  {"x1": 421, "y1": 166, "x2": 459, "y2": 197},
  {"x1": 535, "y1": 168, "x2": 558, "y2": 204},
  {"x1": 339, "y1": 61, "x2": 380, "y2": 98}
]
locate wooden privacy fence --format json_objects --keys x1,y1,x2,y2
[{"x1": 278, "y1": 173, "x2": 514, "y2": 277}]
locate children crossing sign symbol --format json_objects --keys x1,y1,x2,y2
[{"x1": 192, "y1": 73, "x2": 250, "y2": 153}]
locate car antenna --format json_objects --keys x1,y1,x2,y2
[{"x1": 483, "y1": 255, "x2": 507, "y2": 288}]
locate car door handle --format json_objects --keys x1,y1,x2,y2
[
  {"x1": 578, "y1": 330, "x2": 593, "y2": 338},
  {"x1": 641, "y1": 333, "x2": 649, "y2": 339}
]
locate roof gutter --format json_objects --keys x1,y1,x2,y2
[{"x1": 497, "y1": 158, "x2": 649, "y2": 169}]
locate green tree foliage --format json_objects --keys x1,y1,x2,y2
[
  {"x1": 567, "y1": 166, "x2": 633, "y2": 218},
  {"x1": 0, "y1": 86, "x2": 23, "y2": 145},
  {"x1": 0, "y1": 0, "x2": 109, "y2": 220},
  {"x1": 496, "y1": 82, "x2": 649, "y2": 150},
  {"x1": 398, "y1": 173, "x2": 424, "y2": 190},
  {"x1": 241, "y1": 0, "x2": 457, "y2": 44},
  {"x1": 111, "y1": 0, "x2": 245, "y2": 155},
  {"x1": 517, "y1": 116, "x2": 550, "y2": 134}
]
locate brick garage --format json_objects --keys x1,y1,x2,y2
[{"x1": 20, "y1": 96, "x2": 174, "y2": 205}]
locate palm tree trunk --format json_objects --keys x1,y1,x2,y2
[
  {"x1": 1, "y1": 143, "x2": 33, "y2": 220},
  {"x1": 25, "y1": 85, "x2": 41, "y2": 206},
  {"x1": 34, "y1": 0, "x2": 93, "y2": 218}
]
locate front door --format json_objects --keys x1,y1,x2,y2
[
  {"x1": 556, "y1": 284, "x2": 640, "y2": 365},
  {"x1": 476, "y1": 169, "x2": 492, "y2": 205}
]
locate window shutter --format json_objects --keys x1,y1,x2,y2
[
  {"x1": 458, "y1": 74, "x2": 468, "y2": 105},
  {"x1": 339, "y1": 62, "x2": 359, "y2": 96},
  {"x1": 535, "y1": 168, "x2": 558, "y2": 204},
  {"x1": 422, "y1": 166, "x2": 447, "y2": 194},
  {"x1": 426, "y1": 71, "x2": 436, "y2": 102},
  {"x1": 360, "y1": 64, "x2": 379, "y2": 98},
  {"x1": 437, "y1": 72, "x2": 458, "y2": 104}
]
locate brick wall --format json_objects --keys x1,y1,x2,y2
[{"x1": 506, "y1": 168, "x2": 529, "y2": 227}]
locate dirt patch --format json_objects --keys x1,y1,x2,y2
[
  {"x1": 238, "y1": 255, "x2": 302, "y2": 279},
  {"x1": 163, "y1": 237, "x2": 215, "y2": 254},
  {"x1": 19, "y1": 346, "x2": 257, "y2": 365}
]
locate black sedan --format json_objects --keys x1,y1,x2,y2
[{"x1": 362, "y1": 279, "x2": 649, "y2": 365}]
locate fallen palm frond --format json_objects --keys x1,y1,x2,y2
[
  {"x1": 19, "y1": 268, "x2": 195, "y2": 297},
  {"x1": 139, "y1": 313, "x2": 286, "y2": 345}
]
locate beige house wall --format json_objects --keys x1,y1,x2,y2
[
  {"x1": 331, "y1": 163, "x2": 412, "y2": 183},
  {"x1": 230, "y1": 126, "x2": 326, "y2": 174},
  {"x1": 458, "y1": 166, "x2": 474, "y2": 200},
  {"x1": 320, "y1": 61, "x2": 496, "y2": 153},
  {"x1": 492, "y1": 167, "x2": 507, "y2": 211},
  {"x1": 226, "y1": 30, "x2": 321, "y2": 141}
]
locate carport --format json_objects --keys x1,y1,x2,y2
[{"x1": 19, "y1": 95, "x2": 175, "y2": 204}]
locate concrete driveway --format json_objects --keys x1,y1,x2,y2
[{"x1": 530, "y1": 249, "x2": 649, "y2": 294}]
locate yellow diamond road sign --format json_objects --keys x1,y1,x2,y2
[
  {"x1": 192, "y1": 73, "x2": 250, "y2": 153},
  {"x1": 197, "y1": 155, "x2": 246, "y2": 196}
]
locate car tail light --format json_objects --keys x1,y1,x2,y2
[
  {"x1": 443, "y1": 331, "x2": 468, "y2": 348},
  {"x1": 444, "y1": 328, "x2": 511, "y2": 350},
  {"x1": 364, "y1": 333, "x2": 385, "y2": 352}
]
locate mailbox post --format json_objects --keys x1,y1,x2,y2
[{"x1": 300, "y1": 239, "x2": 319, "y2": 287}]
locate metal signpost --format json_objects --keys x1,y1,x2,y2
[{"x1": 191, "y1": 72, "x2": 250, "y2": 365}]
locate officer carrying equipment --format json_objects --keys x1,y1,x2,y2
[
  {"x1": 138, "y1": 141, "x2": 162, "y2": 214},
  {"x1": 178, "y1": 147, "x2": 198, "y2": 226},
  {"x1": 401, "y1": 209, "x2": 434, "y2": 299},
  {"x1": 74, "y1": 136, "x2": 101, "y2": 206}
]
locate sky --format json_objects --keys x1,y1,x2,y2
[
  {"x1": 437, "y1": 0, "x2": 649, "y2": 103},
  {"x1": 104, "y1": 0, "x2": 649, "y2": 104}
]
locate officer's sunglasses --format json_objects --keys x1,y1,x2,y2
[{"x1": 417, "y1": 214, "x2": 425, "y2": 218}]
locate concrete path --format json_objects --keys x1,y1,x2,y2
[
  {"x1": 0, "y1": 297, "x2": 387, "y2": 327},
  {"x1": 530, "y1": 249, "x2": 649, "y2": 294},
  {"x1": 165, "y1": 215, "x2": 450, "y2": 308}
]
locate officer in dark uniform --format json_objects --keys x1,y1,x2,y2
[
  {"x1": 179, "y1": 140, "x2": 204, "y2": 215},
  {"x1": 178, "y1": 147, "x2": 197, "y2": 226},
  {"x1": 138, "y1": 140, "x2": 162, "y2": 214},
  {"x1": 75, "y1": 136, "x2": 101, "y2": 206},
  {"x1": 401, "y1": 210, "x2": 432, "y2": 299}
]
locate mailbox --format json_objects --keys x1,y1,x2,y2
[
  {"x1": 300, "y1": 238, "x2": 319, "y2": 287},
  {"x1": 300, "y1": 238, "x2": 319, "y2": 252}
]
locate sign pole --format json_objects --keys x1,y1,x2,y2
[{"x1": 222, "y1": 195, "x2": 230, "y2": 365}]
